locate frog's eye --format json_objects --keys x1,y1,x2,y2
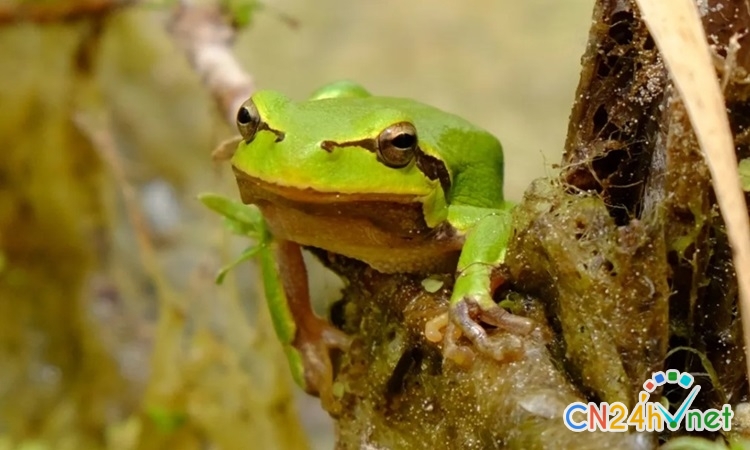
[
  {"x1": 377, "y1": 122, "x2": 417, "y2": 168},
  {"x1": 237, "y1": 99, "x2": 261, "y2": 143}
]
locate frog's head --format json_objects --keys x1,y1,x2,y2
[{"x1": 230, "y1": 90, "x2": 452, "y2": 228}]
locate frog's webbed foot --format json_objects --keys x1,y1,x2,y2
[
  {"x1": 440, "y1": 297, "x2": 538, "y2": 366},
  {"x1": 295, "y1": 318, "x2": 351, "y2": 407}
]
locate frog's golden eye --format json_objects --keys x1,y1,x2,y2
[
  {"x1": 377, "y1": 122, "x2": 417, "y2": 168},
  {"x1": 237, "y1": 99, "x2": 261, "y2": 143}
]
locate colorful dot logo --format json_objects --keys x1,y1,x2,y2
[
  {"x1": 643, "y1": 369, "x2": 694, "y2": 393},
  {"x1": 564, "y1": 368, "x2": 733, "y2": 433}
]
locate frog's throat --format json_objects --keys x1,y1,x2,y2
[{"x1": 232, "y1": 168, "x2": 463, "y2": 274}]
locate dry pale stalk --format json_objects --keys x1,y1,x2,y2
[
  {"x1": 167, "y1": 2, "x2": 255, "y2": 125},
  {"x1": 635, "y1": 0, "x2": 750, "y2": 390}
]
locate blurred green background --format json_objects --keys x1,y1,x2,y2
[{"x1": 0, "y1": 1, "x2": 592, "y2": 449}]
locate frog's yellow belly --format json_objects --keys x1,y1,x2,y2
[{"x1": 234, "y1": 169, "x2": 463, "y2": 274}]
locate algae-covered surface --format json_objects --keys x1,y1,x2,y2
[
  {"x1": 558, "y1": 0, "x2": 749, "y2": 418},
  {"x1": 319, "y1": 248, "x2": 646, "y2": 449}
]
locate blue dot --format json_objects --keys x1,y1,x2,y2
[
  {"x1": 678, "y1": 373, "x2": 694, "y2": 389},
  {"x1": 654, "y1": 372, "x2": 665, "y2": 384}
]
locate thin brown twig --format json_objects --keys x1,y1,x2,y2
[
  {"x1": 167, "y1": 2, "x2": 255, "y2": 125},
  {"x1": 74, "y1": 112, "x2": 185, "y2": 315}
]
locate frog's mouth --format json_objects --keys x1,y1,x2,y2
[
  {"x1": 232, "y1": 167, "x2": 431, "y2": 237},
  {"x1": 232, "y1": 168, "x2": 462, "y2": 274}
]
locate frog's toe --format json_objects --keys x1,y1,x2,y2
[
  {"x1": 296, "y1": 322, "x2": 351, "y2": 410},
  {"x1": 319, "y1": 325, "x2": 352, "y2": 351},
  {"x1": 473, "y1": 299, "x2": 535, "y2": 336},
  {"x1": 445, "y1": 300, "x2": 529, "y2": 362}
]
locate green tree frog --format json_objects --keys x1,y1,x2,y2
[{"x1": 230, "y1": 81, "x2": 535, "y2": 403}]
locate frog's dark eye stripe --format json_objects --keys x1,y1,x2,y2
[
  {"x1": 321, "y1": 138, "x2": 376, "y2": 153},
  {"x1": 415, "y1": 150, "x2": 451, "y2": 196},
  {"x1": 319, "y1": 122, "x2": 451, "y2": 195},
  {"x1": 236, "y1": 99, "x2": 285, "y2": 143},
  {"x1": 320, "y1": 122, "x2": 418, "y2": 167}
]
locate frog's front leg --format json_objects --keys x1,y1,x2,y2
[
  {"x1": 260, "y1": 239, "x2": 351, "y2": 406},
  {"x1": 441, "y1": 211, "x2": 536, "y2": 364}
]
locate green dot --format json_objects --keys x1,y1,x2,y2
[{"x1": 667, "y1": 369, "x2": 679, "y2": 383}]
